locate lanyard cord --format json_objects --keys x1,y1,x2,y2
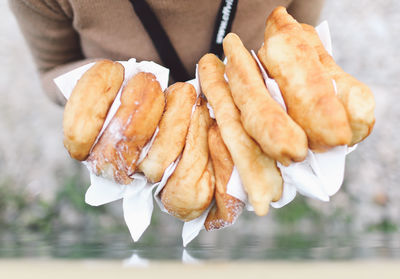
[
  {"x1": 210, "y1": 0, "x2": 238, "y2": 58},
  {"x1": 129, "y1": 0, "x2": 190, "y2": 82},
  {"x1": 129, "y1": 0, "x2": 238, "y2": 80}
]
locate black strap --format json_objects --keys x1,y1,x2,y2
[
  {"x1": 129, "y1": 0, "x2": 190, "y2": 81},
  {"x1": 129, "y1": 0, "x2": 238, "y2": 79},
  {"x1": 210, "y1": 0, "x2": 238, "y2": 58}
]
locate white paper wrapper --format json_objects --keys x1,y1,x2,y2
[
  {"x1": 55, "y1": 59, "x2": 170, "y2": 242},
  {"x1": 56, "y1": 59, "x2": 220, "y2": 246},
  {"x1": 181, "y1": 202, "x2": 214, "y2": 247},
  {"x1": 226, "y1": 21, "x2": 356, "y2": 209},
  {"x1": 54, "y1": 20, "x2": 355, "y2": 247},
  {"x1": 153, "y1": 70, "x2": 219, "y2": 247},
  {"x1": 181, "y1": 68, "x2": 246, "y2": 246}
]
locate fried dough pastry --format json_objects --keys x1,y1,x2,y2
[
  {"x1": 63, "y1": 60, "x2": 124, "y2": 161},
  {"x1": 160, "y1": 99, "x2": 215, "y2": 221},
  {"x1": 258, "y1": 6, "x2": 352, "y2": 151},
  {"x1": 87, "y1": 72, "x2": 165, "y2": 185},
  {"x1": 205, "y1": 124, "x2": 244, "y2": 231},
  {"x1": 139, "y1": 82, "x2": 197, "y2": 182},
  {"x1": 222, "y1": 33, "x2": 308, "y2": 166},
  {"x1": 198, "y1": 53, "x2": 282, "y2": 216},
  {"x1": 301, "y1": 23, "x2": 375, "y2": 145}
]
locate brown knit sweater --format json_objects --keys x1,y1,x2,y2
[{"x1": 9, "y1": 0, "x2": 324, "y2": 105}]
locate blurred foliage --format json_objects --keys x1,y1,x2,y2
[
  {"x1": 1, "y1": 176, "x2": 400, "y2": 260},
  {"x1": 25, "y1": 175, "x2": 105, "y2": 234},
  {"x1": 1, "y1": 176, "x2": 396, "y2": 235},
  {"x1": 368, "y1": 219, "x2": 398, "y2": 233},
  {"x1": 0, "y1": 178, "x2": 31, "y2": 230},
  {"x1": 274, "y1": 196, "x2": 322, "y2": 225},
  {"x1": 0, "y1": 175, "x2": 114, "y2": 236},
  {"x1": 0, "y1": 173, "x2": 398, "y2": 260},
  {"x1": 57, "y1": 175, "x2": 89, "y2": 213}
]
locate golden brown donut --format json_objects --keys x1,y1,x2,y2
[
  {"x1": 301, "y1": 23, "x2": 375, "y2": 146},
  {"x1": 222, "y1": 33, "x2": 308, "y2": 166},
  {"x1": 205, "y1": 124, "x2": 244, "y2": 231},
  {"x1": 63, "y1": 60, "x2": 124, "y2": 161},
  {"x1": 160, "y1": 98, "x2": 215, "y2": 221},
  {"x1": 198, "y1": 53, "x2": 282, "y2": 216},
  {"x1": 139, "y1": 82, "x2": 197, "y2": 183},
  {"x1": 87, "y1": 72, "x2": 165, "y2": 185},
  {"x1": 258, "y1": 6, "x2": 352, "y2": 151}
]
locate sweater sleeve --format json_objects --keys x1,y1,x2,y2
[
  {"x1": 9, "y1": 0, "x2": 95, "y2": 105},
  {"x1": 287, "y1": 0, "x2": 325, "y2": 25}
]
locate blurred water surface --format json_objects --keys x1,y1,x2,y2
[
  {"x1": 1, "y1": 230, "x2": 399, "y2": 260},
  {"x1": 1, "y1": 0, "x2": 400, "y2": 262}
]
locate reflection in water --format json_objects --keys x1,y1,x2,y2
[
  {"x1": 0, "y1": 230, "x2": 399, "y2": 260},
  {"x1": 123, "y1": 249, "x2": 201, "y2": 266},
  {"x1": 123, "y1": 253, "x2": 149, "y2": 267},
  {"x1": 182, "y1": 249, "x2": 200, "y2": 264}
]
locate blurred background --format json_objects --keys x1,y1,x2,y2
[{"x1": 0, "y1": 0, "x2": 399, "y2": 261}]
